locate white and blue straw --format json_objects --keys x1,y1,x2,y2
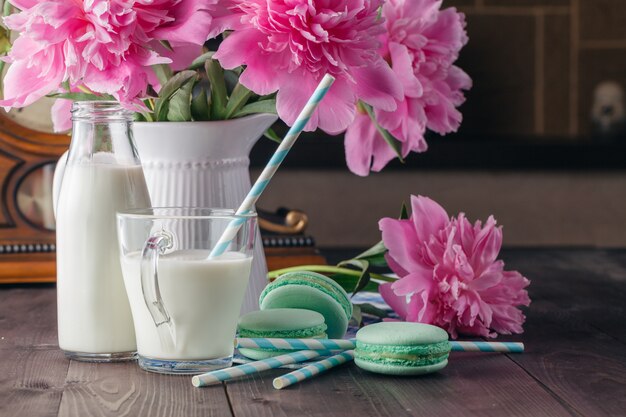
[
  {"x1": 192, "y1": 349, "x2": 324, "y2": 387},
  {"x1": 236, "y1": 337, "x2": 356, "y2": 351},
  {"x1": 273, "y1": 350, "x2": 355, "y2": 390},
  {"x1": 450, "y1": 341, "x2": 524, "y2": 353},
  {"x1": 235, "y1": 338, "x2": 524, "y2": 353},
  {"x1": 209, "y1": 74, "x2": 336, "y2": 258}
]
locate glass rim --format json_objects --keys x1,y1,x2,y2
[{"x1": 116, "y1": 207, "x2": 257, "y2": 220}]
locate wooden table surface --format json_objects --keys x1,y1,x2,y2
[{"x1": 1, "y1": 248, "x2": 625, "y2": 417}]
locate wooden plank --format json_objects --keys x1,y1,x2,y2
[
  {"x1": 0, "y1": 348, "x2": 69, "y2": 417},
  {"x1": 58, "y1": 361, "x2": 233, "y2": 417},
  {"x1": 0, "y1": 286, "x2": 58, "y2": 348},
  {"x1": 500, "y1": 250, "x2": 626, "y2": 416},
  {"x1": 504, "y1": 310, "x2": 626, "y2": 417},
  {"x1": 501, "y1": 249, "x2": 626, "y2": 342},
  {"x1": 0, "y1": 286, "x2": 67, "y2": 417},
  {"x1": 224, "y1": 354, "x2": 573, "y2": 417}
]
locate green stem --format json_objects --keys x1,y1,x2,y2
[
  {"x1": 360, "y1": 101, "x2": 404, "y2": 162},
  {"x1": 267, "y1": 265, "x2": 396, "y2": 282}
]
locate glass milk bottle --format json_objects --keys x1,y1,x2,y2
[{"x1": 55, "y1": 102, "x2": 151, "y2": 361}]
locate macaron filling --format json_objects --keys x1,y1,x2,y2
[
  {"x1": 355, "y1": 341, "x2": 451, "y2": 367},
  {"x1": 261, "y1": 274, "x2": 351, "y2": 319},
  {"x1": 238, "y1": 324, "x2": 327, "y2": 339}
]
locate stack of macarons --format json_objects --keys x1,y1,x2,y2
[{"x1": 237, "y1": 271, "x2": 353, "y2": 360}]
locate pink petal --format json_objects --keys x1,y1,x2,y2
[
  {"x1": 9, "y1": 0, "x2": 38, "y2": 10},
  {"x1": 276, "y1": 74, "x2": 355, "y2": 134},
  {"x1": 391, "y1": 271, "x2": 435, "y2": 322},
  {"x1": 410, "y1": 195, "x2": 450, "y2": 243},
  {"x1": 149, "y1": 0, "x2": 225, "y2": 45},
  {"x1": 315, "y1": 77, "x2": 357, "y2": 134},
  {"x1": 385, "y1": 252, "x2": 409, "y2": 277},
  {"x1": 0, "y1": 59, "x2": 63, "y2": 109},
  {"x1": 352, "y1": 59, "x2": 403, "y2": 112},
  {"x1": 446, "y1": 65, "x2": 472, "y2": 100},
  {"x1": 51, "y1": 99, "x2": 72, "y2": 133},
  {"x1": 344, "y1": 111, "x2": 377, "y2": 177},
  {"x1": 216, "y1": 29, "x2": 282, "y2": 95},
  {"x1": 388, "y1": 42, "x2": 423, "y2": 98},
  {"x1": 153, "y1": 41, "x2": 201, "y2": 70},
  {"x1": 379, "y1": 217, "x2": 426, "y2": 274},
  {"x1": 379, "y1": 282, "x2": 407, "y2": 320},
  {"x1": 470, "y1": 216, "x2": 502, "y2": 276},
  {"x1": 370, "y1": 129, "x2": 401, "y2": 172},
  {"x1": 206, "y1": 0, "x2": 243, "y2": 38}
]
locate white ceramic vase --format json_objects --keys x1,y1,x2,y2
[{"x1": 133, "y1": 114, "x2": 278, "y2": 315}]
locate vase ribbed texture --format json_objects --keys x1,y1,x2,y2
[{"x1": 133, "y1": 115, "x2": 279, "y2": 315}]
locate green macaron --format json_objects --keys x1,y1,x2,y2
[
  {"x1": 354, "y1": 322, "x2": 451, "y2": 375},
  {"x1": 259, "y1": 271, "x2": 352, "y2": 339},
  {"x1": 237, "y1": 308, "x2": 327, "y2": 360}
]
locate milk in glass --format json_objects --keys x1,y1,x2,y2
[{"x1": 121, "y1": 250, "x2": 252, "y2": 360}]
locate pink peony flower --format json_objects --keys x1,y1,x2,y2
[
  {"x1": 51, "y1": 98, "x2": 73, "y2": 133},
  {"x1": 379, "y1": 195, "x2": 530, "y2": 338},
  {"x1": 345, "y1": 0, "x2": 472, "y2": 176},
  {"x1": 214, "y1": 0, "x2": 403, "y2": 134},
  {"x1": 0, "y1": 0, "x2": 231, "y2": 110}
]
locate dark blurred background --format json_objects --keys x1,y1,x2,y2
[{"x1": 253, "y1": 0, "x2": 626, "y2": 248}]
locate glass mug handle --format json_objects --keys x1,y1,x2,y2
[{"x1": 141, "y1": 231, "x2": 176, "y2": 350}]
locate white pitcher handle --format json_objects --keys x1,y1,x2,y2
[{"x1": 52, "y1": 150, "x2": 69, "y2": 219}]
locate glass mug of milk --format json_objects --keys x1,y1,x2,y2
[{"x1": 116, "y1": 208, "x2": 255, "y2": 374}]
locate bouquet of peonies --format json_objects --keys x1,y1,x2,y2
[
  {"x1": 0, "y1": 0, "x2": 471, "y2": 176},
  {"x1": 270, "y1": 195, "x2": 531, "y2": 339}
]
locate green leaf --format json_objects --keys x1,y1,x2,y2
[
  {"x1": 400, "y1": 202, "x2": 410, "y2": 220},
  {"x1": 188, "y1": 51, "x2": 215, "y2": 70},
  {"x1": 225, "y1": 82, "x2": 253, "y2": 119},
  {"x1": 233, "y1": 99, "x2": 277, "y2": 118},
  {"x1": 154, "y1": 70, "x2": 196, "y2": 121},
  {"x1": 3, "y1": 0, "x2": 11, "y2": 17},
  {"x1": 263, "y1": 127, "x2": 282, "y2": 144},
  {"x1": 330, "y1": 273, "x2": 379, "y2": 293},
  {"x1": 205, "y1": 59, "x2": 228, "y2": 119},
  {"x1": 191, "y1": 85, "x2": 210, "y2": 121},
  {"x1": 224, "y1": 70, "x2": 240, "y2": 94},
  {"x1": 353, "y1": 240, "x2": 388, "y2": 268},
  {"x1": 152, "y1": 64, "x2": 173, "y2": 86},
  {"x1": 46, "y1": 92, "x2": 113, "y2": 101},
  {"x1": 355, "y1": 303, "x2": 388, "y2": 319},
  {"x1": 337, "y1": 259, "x2": 371, "y2": 298},
  {"x1": 350, "y1": 304, "x2": 362, "y2": 327},
  {"x1": 354, "y1": 240, "x2": 386, "y2": 259},
  {"x1": 134, "y1": 112, "x2": 147, "y2": 122},
  {"x1": 159, "y1": 40, "x2": 173, "y2": 52},
  {"x1": 361, "y1": 101, "x2": 404, "y2": 163},
  {"x1": 167, "y1": 79, "x2": 193, "y2": 121},
  {"x1": 0, "y1": 26, "x2": 10, "y2": 54}
]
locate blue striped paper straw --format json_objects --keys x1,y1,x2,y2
[
  {"x1": 236, "y1": 338, "x2": 524, "y2": 353},
  {"x1": 236, "y1": 337, "x2": 356, "y2": 351},
  {"x1": 451, "y1": 341, "x2": 524, "y2": 353},
  {"x1": 273, "y1": 350, "x2": 355, "y2": 390},
  {"x1": 192, "y1": 349, "x2": 324, "y2": 387},
  {"x1": 209, "y1": 74, "x2": 336, "y2": 258}
]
